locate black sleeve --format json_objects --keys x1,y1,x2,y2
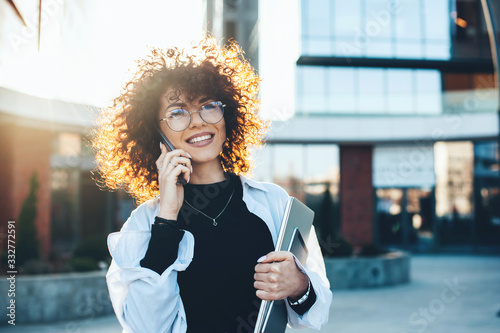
[
  {"x1": 139, "y1": 217, "x2": 184, "y2": 275},
  {"x1": 288, "y1": 285, "x2": 317, "y2": 316}
]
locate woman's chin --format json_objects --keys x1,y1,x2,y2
[{"x1": 191, "y1": 154, "x2": 222, "y2": 166}]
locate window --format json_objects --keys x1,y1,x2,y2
[
  {"x1": 301, "y1": 0, "x2": 451, "y2": 60},
  {"x1": 415, "y1": 70, "x2": 442, "y2": 114},
  {"x1": 387, "y1": 69, "x2": 413, "y2": 114},
  {"x1": 358, "y1": 68, "x2": 385, "y2": 113},
  {"x1": 299, "y1": 66, "x2": 328, "y2": 113},
  {"x1": 328, "y1": 67, "x2": 356, "y2": 113},
  {"x1": 297, "y1": 66, "x2": 442, "y2": 115}
]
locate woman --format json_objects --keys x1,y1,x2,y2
[{"x1": 93, "y1": 37, "x2": 332, "y2": 333}]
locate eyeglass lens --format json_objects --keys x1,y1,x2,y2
[{"x1": 166, "y1": 101, "x2": 224, "y2": 131}]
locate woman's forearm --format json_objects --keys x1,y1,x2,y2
[{"x1": 140, "y1": 218, "x2": 184, "y2": 274}]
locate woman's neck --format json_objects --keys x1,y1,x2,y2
[{"x1": 189, "y1": 159, "x2": 227, "y2": 184}]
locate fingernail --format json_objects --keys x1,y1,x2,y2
[
  {"x1": 257, "y1": 255, "x2": 266, "y2": 263},
  {"x1": 191, "y1": 165, "x2": 193, "y2": 173},
  {"x1": 187, "y1": 152, "x2": 192, "y2": 158},
  {"x1": 160, "y1": 142, "x2": 163, "y2": 149}
]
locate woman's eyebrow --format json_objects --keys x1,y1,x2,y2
[
  {"x1": 165, "y1": 102, "x2": 186, "y2": 110},
  {"x1": 197, "y1": 96, "x2": 211, "y2": 104},
  {"x1": 165, "y1": 97, "x2": 212, "y2": 110}
]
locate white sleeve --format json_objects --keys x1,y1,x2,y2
[
  {"x1": 105, "y1": 202, "x2": 194, "y2": 333},
  {"x1": 286, "y1": 226, "x2": 333, "y2": 330}
]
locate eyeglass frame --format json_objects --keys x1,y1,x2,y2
[{"x1": 158, "y1": 101, "x2": 226, "y2": 132}]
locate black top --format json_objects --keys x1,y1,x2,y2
[{"x1": 140, "y1": 174, "x2": 316, "y2": 333}]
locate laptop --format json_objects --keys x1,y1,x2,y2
[{"x1": 254, "y1": 197, "x2": 314, "y2": 333}]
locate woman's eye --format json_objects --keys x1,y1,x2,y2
[
  {"x1": 202, "y1": 102, "x2": 217, "y2": 110},
  {"x1": 168, "y1": 109, "x2": 186, "y2": 118}
]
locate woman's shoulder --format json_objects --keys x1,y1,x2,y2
[
  {"x1": 120, "y1": 196, "x2": 160, "y2": 232},
  {"x1": 239, "y1": 176, "x2": 289, "y2": 200}
]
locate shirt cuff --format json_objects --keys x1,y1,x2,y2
[
  {"x1": 288, "y1": 284, "x2": 317, "y2": 315},
  {"x1": 139, "y1": 218, "x2": 184, "y2": 275}
]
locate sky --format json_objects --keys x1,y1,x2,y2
[
  {"x1": 259, "y1": 0, "x2": 299, "y2": 120},
  {"x1": 0, "y1": 0, "x2": 298, "y2": 122},
  {"x1": 0, "y1": 0, "x2": 207, "y2": 107}
]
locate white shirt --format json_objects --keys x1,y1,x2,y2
[{"x1": 106, "y1": 176, "x2": 332, "y2": 333}]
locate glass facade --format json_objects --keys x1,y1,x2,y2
[
  {"x1": 50, "y1": 133, "x2": 82, "y2": 255},
  {"x1": 473, "y1": 141, "x2": 500, "y2": 243},
  {"x1": 253, "y1": 144, "x2": 340, "y2": 199},
  {"x1": 376, "y1": 187, "x2": 434, "y2": 246},
  {"x1": 301, "y1": 0, "x2": 451, "y2": 59},
  {"x1": 297, "y1": 66, "x2": 442, "y2": 114},
  {"x1": 253, "y1": 143, "x2": 341, "y2": 247},
  {"x1": 256, "y1": 0, "x2": 500, "y2": 250},
  {"x1": 50, "y1": 133, "x2": 135, "y2": 256},
  {"x1": 374, "y1": 140, "x2": 500, "y2": 247},
  {"x1": 297, "y1": 0, "x2": 498, "y2": 116},
  {"x1": 451, "y1": 0, "x2": 493, "y2": 60}
]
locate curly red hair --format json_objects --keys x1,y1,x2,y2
[{"x1": 91, "y1": 37, "x2": 268, "y2": 204}]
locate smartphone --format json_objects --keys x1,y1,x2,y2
[{"x1": 156, "y1": 127, "x2": 188, "y2": 185}]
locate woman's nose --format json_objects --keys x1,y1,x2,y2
[{"x1": 189, "y1": 110, "x2": 204, "y2": 128}]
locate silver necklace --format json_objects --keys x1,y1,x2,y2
[{"x1": 183, "y1": 188, "x2": 235, "y2": 226}]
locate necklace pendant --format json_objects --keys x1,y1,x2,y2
[{"x1": 212, "y1": 219, "x2": 218, "y2": 226}]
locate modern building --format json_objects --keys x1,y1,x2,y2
[
  {"x1": 1, "y1": 0, "x2": 498, "y2": 262},
  {"x1": 0, "y1": 87, "x2": 104, "y2": 257},
  {"x1": 254, "y1": 0, "x2": 500, "y2": 252}
]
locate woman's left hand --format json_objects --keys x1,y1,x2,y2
[{"x1": 254, "y1": 251, "x2": 309, "y2": 302}]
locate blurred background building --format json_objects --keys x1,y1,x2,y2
[
  {"x1": 0, "y1": 0, "x2": 499, "y2": 263},
  {"x1": 256, "y1": 0, "x2": 500, "y2": 253}
]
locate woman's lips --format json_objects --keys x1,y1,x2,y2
[
  {"x1": 186, "y1": 133, "x2": 215, "y2": 147},
  {"x1": 186, "y1": 132, "x2": 214, "y2": 142}
]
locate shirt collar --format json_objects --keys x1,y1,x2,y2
[
  {"x1": 239, "y1": 175, "x2": 269, "y2": 192},
  {"x1": 153, "y1": 175, "x2": 269, "y2": 198}
]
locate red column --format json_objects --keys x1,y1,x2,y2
[
  {"x1": 340, "y1": 145, "x2": 374, "y2": 248},
  {"x1": 0, "y1": 122, "x2": 52, "y2": 258},
  {"x1": 0, "y1": 123, "x2": 15, "y2": 235}
]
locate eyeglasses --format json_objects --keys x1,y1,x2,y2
[{"x1": 159, "y1": 101, "x2": 225, "y2": 132}]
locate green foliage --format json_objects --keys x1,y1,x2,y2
[
  {"x1": 21, "y1": 259, "x2": 53, "y2": 275},
  {"x1": 73, "y1": 235, "x2": 109, "y2": 263},
  {"x1": 329, "y1": 237, "x2": 354, "y2": 257},
  {"x1": 0, "y1": 252, "x2": 8, "y2": 270},
  {"x1": 311, "y1": 185, "x2": 341, "y2": 257},
  {"x1": 70, "y1": 234, "x2": 109, "y2": 272},
  {"x1": 360, "y1": 243, "x2": 387, "y2": 257},
  {"x1": 17, "y1": 172, "x2": 41, "y2": 266},
  {"x1": 70, "y1": 257, "x2": 98, "y2": 272}
]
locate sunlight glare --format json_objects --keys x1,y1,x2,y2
[{"x1": 0, "y1": 0, "x2": 205, "y2": 107}]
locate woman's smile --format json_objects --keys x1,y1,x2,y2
[{"x1": 186, "y1": 132, "x2": 215, "y2": 146}]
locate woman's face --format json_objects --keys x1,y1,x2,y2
[{"x1": 157, "y1": 89, "x2": 226, "y2": 165}]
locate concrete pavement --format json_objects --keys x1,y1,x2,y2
[
  {"x1": 293, "y1": 255, "x2": 500, "y2": 333},
  {"x1": 4, "y1": 255, "x2": 500, "y2": 333}
]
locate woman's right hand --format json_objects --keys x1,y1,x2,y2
[{"x1": 155, "y1": 143, "x2": 192, "y2": 220}]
